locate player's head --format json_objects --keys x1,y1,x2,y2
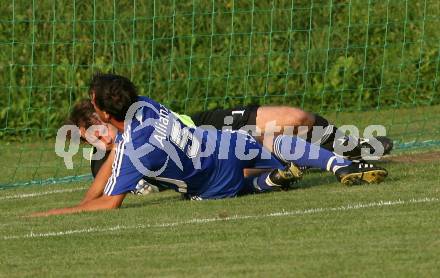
[
  {"x1": 68, "y1": 99, "x2": 117, "y2": 151},
  {"x1": 88, "y1": 72, "x2": 138, "y2": 123}
]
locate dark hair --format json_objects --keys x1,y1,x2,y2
[
  {"x1": 89, "y1": 73, "x2": 138, "y2": 121},
  {"x1": 68, "y1": 99, "x2": 100, "y2": 130}
]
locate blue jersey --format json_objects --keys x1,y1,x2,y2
[{"x1": 104, "y1": 96, "x2": 283, "y2": 199}]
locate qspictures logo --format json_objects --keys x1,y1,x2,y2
[{"x1": 55, "y1": 101, "x2": 388, "y2": 176}]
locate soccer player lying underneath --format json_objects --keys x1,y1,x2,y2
[
  {"x1": 31, "y1": 74, "x2": 388, "y2": 216},
  {"x1": 71, "y1": 98, "x2": 392, "y2": 191}
]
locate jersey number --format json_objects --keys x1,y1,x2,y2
[{"x1": 170, "y1": 121, "x2": 200, "y2": 158}]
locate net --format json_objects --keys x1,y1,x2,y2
[{"x1": 1, "y1": 0, "x2": 439, "y2": 188}]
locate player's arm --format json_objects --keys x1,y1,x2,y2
[
  {"x1": 80, "y1": 147, "x2": 115, "y2": 205},
  {"x1": 31, "y1": 130, "x2": 144, "y2": 217},
  {"x1": 30, "y1": 193, "x2": 126, "y2": 217},
  {"x1": 30, "y1": 148, "x2": 124, "y2": 217}
]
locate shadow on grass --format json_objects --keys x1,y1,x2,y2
[
  {"x1": 294, "y1": 172, "x2": 336, "y2": 190},
  {"x1": 123, "y1": 194, "x2": 183, "y2": 209}
]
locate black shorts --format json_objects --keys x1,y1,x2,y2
[
  {"x1": 90, "y1": 149, "x2": 110, "y2": 178},
  {"x1": 190, "y1": 105, "x2": 260, "y2": 130}
]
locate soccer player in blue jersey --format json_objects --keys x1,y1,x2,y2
[
  {"x1": 32, "y1": 74, "x2": 387, "y2": 216},
  {"x1": 70, "y1": 99, "x2": 392, "y2": 181}
]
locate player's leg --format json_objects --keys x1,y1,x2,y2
[
  {"x1": 308, "y1": 114, "x2": 394, "y2": 159},
  {"x1": 239, "y1": 163, "x2": 303, "y2": 195},
  {"x1": 272, "y1": 134, "x2": 388, "y2": 185},
  {"x1": 254, "y1": 106, "x2": 315, "y2": 139},
  {"x1": 190, "y1": 105, "x2": 393, "y2": 160},
  {"x1": 255, "y1": 107, "x2": 333, "y2": 147},
  {"x1": 254, "y1": 106, "x2": 393, "y2": 160},
  {"x1": 235, "y1": 130, "x2": 385, "y2": 187}
]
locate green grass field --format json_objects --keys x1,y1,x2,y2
[
  {"x1": 1, "y1": 148, "x2": 439, "y2": 277},
  {"x1": 1, "y1": 1, "x2": 439, "y2": 276}
]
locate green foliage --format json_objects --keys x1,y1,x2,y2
[{"x1": 0, "y1": 0, "x2": 439, "y2": 139}]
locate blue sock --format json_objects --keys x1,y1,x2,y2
[
  {"x1": 241, "y1": 173, "x2": 274, "y2": 195},
  {"x1": 273, "y1": 135, "x2": 352, "y2": 173}
]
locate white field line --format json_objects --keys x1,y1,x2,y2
[
  {"x1": 2, "y1": 196, "x2": 438, "y2": 240},
  {"x1": 0, "y1": 187, "x2": 87, "y2": 201}
]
